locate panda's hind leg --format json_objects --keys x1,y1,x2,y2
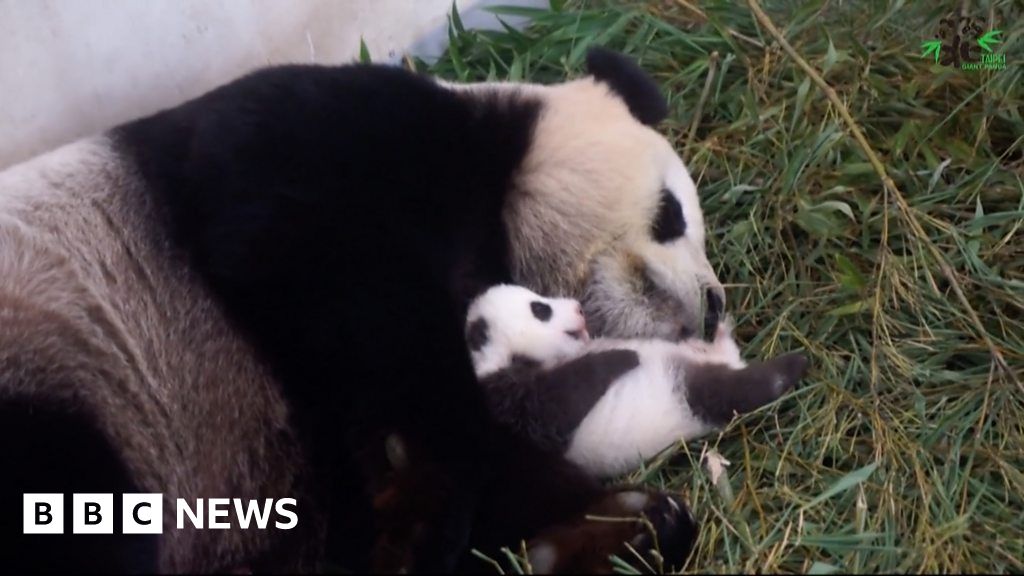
[
  {"x1": 685, "y1": 352, "x2": 809, "y2": 427},
  {"x1": 0, "y1": 396, "x2": 159, "y2": 573}
]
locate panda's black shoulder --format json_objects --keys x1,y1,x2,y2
[
  {"x1": 112, "y1": 62, "x2": 542, "y2": 241},
  {"x1": 112, "y1": 63, "x2": 542, "y2": 313}
]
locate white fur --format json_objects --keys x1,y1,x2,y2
[
  {"x1": 565, "y1": 329, "x2": 745, "y2": 478},
  {"x1": 0, "y1": 138, "x2": 295, "y2": 570},
  {"x1": 564, "y1": 339, "x2": 713, "y2": 477},
  {"x1": 467, "y1": 284, "x2": 744, "y2": 478},
  {"x1": 466, "y1": 284, "x2": 588, "y2": 378}
]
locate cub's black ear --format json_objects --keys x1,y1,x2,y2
[
  {"x1": 466, "y1": 318, "x2": 490, "y2": 352},
  {"x1": 585, "y1": 47, "x2": 668, "y2": 126}
]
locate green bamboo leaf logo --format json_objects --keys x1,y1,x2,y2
[
  {"x1": 977, "y1": 29, "x2": 1002, "y2": 53},
  {"x1": 921, "y1": 40, "x2": 942, "y2": 62}
]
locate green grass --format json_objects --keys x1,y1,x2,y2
[{"x1": 419, "y1": 0, "x2": 1024, "y2": 573}]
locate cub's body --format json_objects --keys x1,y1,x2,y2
[{"x1": 467, "y1": 285, "x2": 807, "y2": 478}]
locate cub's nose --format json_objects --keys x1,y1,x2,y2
[{"x1": 702, "y1": 287, "x2": 724, "y2": 341}]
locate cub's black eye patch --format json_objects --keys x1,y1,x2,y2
[
  {"x1": 466, "y1": 318, "x2": 490, "y2": 351},
  {"x1": 531, "y1": 301, "x2": 553, "y2": 322},
  {"x1": 651, "y1": 189, "x2": 686, "y2": 243}
]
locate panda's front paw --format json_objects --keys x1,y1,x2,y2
[
  {"x1": 369, "y1": 435, "x2": 477, "y2": 573},
  {"x1": 714, "y1": 314, "x2": 735, "y2": 342},
  {"x1": 525, "y1": 488, "x2": 698, "y2": 574}
]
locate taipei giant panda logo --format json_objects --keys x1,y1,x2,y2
[{"x1": 921, "y1": 14, "x2": 1005, "y2": 71}]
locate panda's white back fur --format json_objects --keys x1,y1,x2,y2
[{"x1": 0, "y1": 138, "x2": 297, "y2": 571}]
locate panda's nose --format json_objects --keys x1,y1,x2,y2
[{"x1": 702, "y1": 287, "x2": 724, "y2": 341}]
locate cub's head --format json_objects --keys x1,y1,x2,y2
[
  {"x1": 453, "y1": 48, "x2": 724, "y2": 342},
  {"x1": 465, "y1": 284, "x2": 589, "y2": 378}
]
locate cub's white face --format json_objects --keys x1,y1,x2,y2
[{"x1": 465, "y1": 284, "x2": 589, "y2": 378}]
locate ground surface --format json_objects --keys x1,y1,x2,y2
[{"x1": 422, "y1": 1, "x2": 1023, "y2": 573}]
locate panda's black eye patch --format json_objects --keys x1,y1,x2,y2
[
  {"x1": 531, "y1": 301, "x2": 553, "y2": 322},
  {"x1": 651, "y1": 189, "x2": 686, "y2": 243}
]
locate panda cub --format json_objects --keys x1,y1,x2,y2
[{"x1": 466, "y1": 284, "x2": 808, "y2": 478}]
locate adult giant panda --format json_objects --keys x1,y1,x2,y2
[{"x1": 0, "y1": 49, "x2": 724, "y2": 573}]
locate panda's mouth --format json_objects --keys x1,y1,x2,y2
[{"x1": 566, "y1": 329, "x2": 590, "y2": 342}]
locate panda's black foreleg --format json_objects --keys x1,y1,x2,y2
[
  {"x1": 176, "y1": 239, "x2": 699, "y2": 573},
  {"x1": 292, "y1": 282, "x2": 501, "y2": 573},
  {"x1": 328, "y1": 298, "x2": 698, "y2": 574},
  {"x1": 361, "y1": 432, "x2": 480, "y2": 573}
]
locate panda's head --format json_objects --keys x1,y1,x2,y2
[
  {"x1": 455, "y1": 48, "x2": 724, "y2": 342},
  {"x1": 465, "y1": 284, "x2": 589, "y2": 378}
]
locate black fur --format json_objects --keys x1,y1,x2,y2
[
  {"x1": 110, "y1": 63, "x2": 666, "y2": 572},
  {"x1": 508, "y1": 355, "x2": 543, "y2": 371},
  {"x1": 703, "y1": 288, "x2": 724, "y2": 340},
  {"x1": 530, "y1": 301, "x2": 553, "y2": 322},
  {"x1": 466, "y1": 318, "x2": 489, "y2": 352},
  {"x1": 586, "y1": 47, "x2": 669, "y2": 126},
  {"x1": 652, "y1": 189, "x2": 686, "y2": 243},
  {"x1": 478, "y1": 350, "x2": 640, "y2": 452},
  {"x1": 685, "y1": 353, "x2": 809, "y2": 426}
]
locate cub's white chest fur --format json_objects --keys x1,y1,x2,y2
[
  {"x1": 563, "y1": 331, "x2": 744, "y2": 477},
  {"x1": 565, "y1": 342, "x2": 706, "y2": 477}
]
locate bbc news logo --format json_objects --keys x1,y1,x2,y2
[{"x1": 23, "y1": 494, "x2": 297, "y2": 534}]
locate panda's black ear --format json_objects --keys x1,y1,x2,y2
[
  {"x1": 466, "y1": 318, "x2": 490, "y2": 352},
  {"x1": 585, "y1": 47, "x2": 668, "y2": 127}
]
